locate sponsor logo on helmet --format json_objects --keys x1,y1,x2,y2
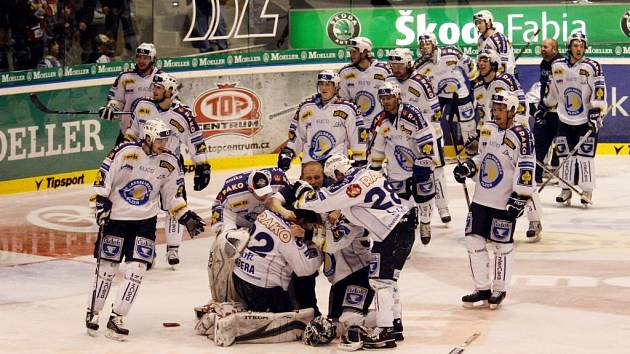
[{"x1": 326, "y1": 12, "x2": 361, "y2": 45}]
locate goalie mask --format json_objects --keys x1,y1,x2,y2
[
  {"x1": 247, "y1": 170, "x2": 273, "y2": 198},
  {"x1": 302, "y1": 316, "x2": 336, "y2": 346}
]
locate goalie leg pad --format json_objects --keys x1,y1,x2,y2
[
  {"x1": 112, "y1": 261, "x2": 146, "y2": 316},
  {"x1": 465, "y1": 235, "x2": 491, "y2": 291},
  {"x1": 87, "y1": 259, "x2": 119, "y2": 314},
  {"x1": 208, "y1": 235, "x2": 241, "y2": 303},
  {"x1": 489, "y1": 242, "x2": 514, "y2": 292},
  {"x1": 194, "y1": 302, "x2": 246, "y2": 338}
]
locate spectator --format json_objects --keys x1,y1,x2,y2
[
  {"x1": 37, "y1": 38, "x2": 60, "y2": 67},
  {"x1": 89, "y1": 33, "x2": 113, "y2": 63},
  {"x1": 190, "y1": 0, "x2": 228, "y2": 53},
  {"x1": 101, "y1": 0, "x2": 137, "y2": 53}
]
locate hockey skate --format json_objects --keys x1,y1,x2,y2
[
  {"x1": 362, "y1": 326, "x2": 396, "y2": 349},
  {"x1": 556, "y1": 189, "x2": 572, "y2": 206},
  {"x1": 85, "y1": 311, "x2": 99, "y2": 336},
  {"x1": 338, "y1": 325, "x2": 370, "y2": 351},
  {"x1": 105, "y1": 313, "x2": 129, "y2": 341},
  {"x1": 526, "y1": 221, "x2": 542, "y2": 242},
  {"x1": 392, "y1": 318, "x2": 404, "y2": 342},
  {"x1": 167, "y1": 246, "x2": 180, "y2": 267},
  {"x1": 580, "y1": 191, "x2": 593, "y2": 208},
  {"x1": 489, "y1": 291, "x2": 506, "y2": 310},
  {"x1": 438, "y1": 207, "x2": 451, "y2": 223},
  {"x1": 419, "y1": 222, "x2": 431, "y2": 245},
  {"x1": 462, "y1": 289, "x2": 491, "y2": 309}
]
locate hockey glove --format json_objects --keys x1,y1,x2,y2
[
  {"x1": 292, "y1": 180, "x2": 314, "y2": 201},
  {"x1": 533, "y1": 105, "x2": 548, "y2": 124},
  {"x1": 193, "y1": 163, "x2": 211, "y2": 191},
  {"x1": 277, "y1": 147, "x2": 295, "y2": 171},
  {"x1": 453, "y1": 159, "x2": 476, "y2": 184},
  {"x1": 464, "y1": 135, "x2": 479, "y2": 156},
  {"x1": 412, "y1": 156, "x2": 433, "y2": 184},
  {"x1": 507, "y1": 192, "x2": 529, "y2": 219},
  {"x1": 95, "y1": 195, "x2": 112, "y2": 226},
  {"x1": 587, "y1": 108, "x2": 603, "y2": 133},
  {"x1": 98, "y1": 100, "x2": 122, "y2": 121},
  {"x1": 179, "y1": 210, "x2": 206, "y2": 238}
]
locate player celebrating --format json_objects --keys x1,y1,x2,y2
[
  {"x1": 474, "y1": 10, "x2": 516, "y2": 76},
  {"x1": 126, "y1": 72, "x2": 211, "y2": 265},
  {"x1": 453, "y1": 92, "x2": 534, "y2": 310},
  {"x1": 370, "y1": 82, "x2": 438, "y2": 245},
  {"x1": 544, "y1": 31, "x2": 607, "y2": 206},
  {"x1": 415, "y1": 32, "x2": 479, "y2": 157},
  {"x1": 85, "y1": 120, "x2": 205, "y2": 340},
  {"x1": 277, "y1": 70, "x2": 368, "y2": 170},
  {"x1": 99, "y1": 43, "x2": 163, "y2": 145},
  {"x1": 338, "y1": 36, "x2": 392, "y2": 129}
]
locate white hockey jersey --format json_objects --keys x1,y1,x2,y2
[
  {"x1": 233, "y1": 210, "x2": 322, "y2": 290},
  {"x1": 473, "y1": 73, "x2": 528, "y2": 126},
  {"x1": 413, "y1": 46, "x2": 479, "y2": 99},
  {"x1": 107, "y1": 66, "x2": 162, "y2": 132},
  {"x1": 477, "y1": 32, "x2": 516, "y2": 75},
  {"x1": 544, "y1": 56, "x2": 607, "y2": 126},
  {"x1": 322, "y1": 217, "x2": 371, "y2": 285},
  {"x1": 395, "y1": 73, "x2": 442, "y2": 124},
  {"x1": 338, "y1": 60, "x2": 392, "y2": 128},
  {"x1": 470, "y1": 122, "x2": 535, "y2": 209},
  {"x1": 126, "y1": 98, "x2": 211, "y2": 165},
  {"x1": 370, "y1": 103, "x2": 438, "y2": 182},
  {"x1": 285, "y1": 95, "x2": 368, "y2": 163},
  {"x1": 295, "y1": 168, "x2": 409, "y2": 241},
  {"x1": 210, "y1": 168, "x2": 289, "y2": 233},
  {"x1": 94, "y1": 142, "x2": 188, "y2": 220}
]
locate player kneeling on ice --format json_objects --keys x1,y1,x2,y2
[
  {"x1": 196, "y1": 207, "x2": 323, "y2": 346},
  {"x1": 453, "y1": 92, "x2": 535, "y2": 310},
  {"x1": 294, "y1": 154, "x2": 415, "y2": 349},
  {"x1": 85, "y1": 120, "x2": 205, "y2": 340}
]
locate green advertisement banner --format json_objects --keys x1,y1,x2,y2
[{"x1": 290, "y1": 3, "x2": 630, "y2": 52}]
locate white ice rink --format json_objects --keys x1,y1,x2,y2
[{"x1": 1, "y1": 156, "x2": 630, "y2": 353}]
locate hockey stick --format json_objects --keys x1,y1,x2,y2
[
  {"x1": 514, "y1": 28, "x2": 541, "y2": 62},
  {"x1": 537, "y1": 129, "x2": 593, "y2": 193},
  {"x1": 535, "y1": 160, "x2": 591, "y2": 204},
  {"x1": 445, "y1": 93, "x2": 471, "y2": 206},
  {"x1": 30, "y1": 93, "x2": 132, "y2": 115},
  {"x1": 448, "y1": 331, "x2": 481, "y2": 354},
  {"x1": 87, "y1": 224, "x2": 105, "y2": 333}
]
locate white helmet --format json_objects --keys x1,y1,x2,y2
[
  {"x1": 477, "y1": 48, "x2": 501, "y2": 68},
  {"x1": 418, "y1": 32, "x2": 437, "y2": 46},
  {"x1": 377, "y1": 81, "x2": 401, "y2": 100},
  {"x1": 474, "y1": 10, "x2": 494, "y2": 26},
  {"x1": 247, "y1": 169, "x2": 273, "y2": 198},
  {"x1": 324, "y1": 154, "x2": 354, "y2": 179},
  {"x1": 143, "y1": 119, "x2": 171, "y2": 141},
  {"x1": 317, "y1": 70, "x2": 340, "y2": 88},
  {"x1": 491, "y1": 92, "x2": 519, "y2": 113},
  {"x1": 567, "y1": 30, "x2": 587, "y2": 48},
  {"x1": 152, "y1": 72, "x2": 179, "y2": 98},
  {"x1": 347, "y1": 36, "x2": 373, "y2": 54},
  {"x1": 136, "y1": 42, "x2": 156, "y2": 61},
  {"x1": 388, "y1": 48, "x2": 414, "y2": 69}
]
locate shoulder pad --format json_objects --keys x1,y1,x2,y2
[
  {"x1": 130, "y1": 96, "x2": 155, "y2": 112},
  {"x1": 172, "y1": 105, "x2": 200, "y2": 133},
  {"x1": 409, "y1": 74, "x2": 436, "y2": 97},
  {"x1": 490, "y1": 32, "x2": 509, "y2": 52},
  {"x1": 220, "y1": 173, "x2": 249, "y2": 198},
  {"x1": 108, "y1": 141, "x2": 142, "y2": 160},
  {"x1": 441, "y1": 46, "x2": 463, "y2": 58},
  {"x1": 339, "y1": 63, "x2": 355, "y2": 74},
  {"x1": 374, "y1": 61, "x2": 391, "y2": 71},
  {"x1": 496, "y1": 74, "x2": 519, "y2": 91},
  {"x1": 334, "y1": 98, "x2": 360, "y2": 111},
  {"x1": 581, "y1": 58, "x2": 602, "y2": 76},
  {"x1": 509, "y1": 125, "x2": 533, "y2": 155}
]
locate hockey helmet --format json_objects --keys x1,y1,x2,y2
[
  {"x1": 136, "y1": 42, "x2": 157, "y2": 61},
  {"x1": 377, "y1": 81, "x2": 401, "y2": 99},
  {"x1": 152, "y1": 73, "x2": 179, "y2": 98},
  {"x1": 477, "y1": 48, "x2": 501, "y2": 68},
  {"x1": 247, "y1": 169, "x2": 273, "y2": 198},
  {"x1": 491, "y1": 92, "x2": 519, "y2": 113},
  {"x1": 418, "y1": 32, "x2": 437, "y2": 46},
  {"x1": 347, "y1": 36, "x2": 373, "y2": 54},
  {"x1": 317, "y1": 70, "x2": 340, "y2": 88},
  {"x1": 567, "y1": 30, "x2": 587, "y2": 49},
  {"x1": 388, "y1": 48, "x2": 414, "y2": 69},
  {"x1": 324, "y1": 154, "x2": 354, "y2": 179},
  {"x1": 473, "y1": 10, "x2": 494, "y2": 26},
  {"x1": 143, "y1": 119, "x2": 171, "y2": 141}
]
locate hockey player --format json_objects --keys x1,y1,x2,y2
[
  {"x1": 370, "y1": 82, "x2": 438, "y2": 245},
  {"x1": 126, "y1": 72, "x2": 211, "y2": 266},
  {"x1": 392, "y1": 46, "x2": 452, "y2": 224},
  {"x1": 544, "y1": 31, "x2": 607, "y2": 207},
  {"x1": 294, "y1": 154, "x2": 416, "y2": 349},
  {"x1": 99, "y1": 43, "x2": 163, "y2": 145},
  {"x1": 277, "y1": 70, "x2": 368, "y2": 170},
  {"x1": 453, "y1": 92, "x2": 535, "y2": 310},
  {"x1": 85, "y1": 119, "x2": 205, "y2": 340},
  {"x1": 474, "y1": 10, "x2": 516, "y2": 76},
  {"x1": 338, "y1": 36, "x2": 392, "y2": 129},
  {"x1": 415, "y1": 32, "x2": 479, "y2": 157}
]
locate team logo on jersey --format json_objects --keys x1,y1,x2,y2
[
  {"x1": 343, "y1": 285, "x2": 368, "y2": 309},
  {"x1": 518, "y1": 169, "x2": 533, "y2": 187},
  {"x1": 323, "y1": 253, "x2": 336, "y2": 277},
  {"x1": 491, "y1": 219, "x2": 512, "y2": 242},
  {"x1": 193, "y1": 83, "x2": 263, "y2": 139},
  {"x1": 101, "y1": 235, "x2": 123, "y2": 260},
  {"x1": 355, "y1": 91, "x2": 377, "y2": 117},
  {"x1": 346, "y1": 183, "x2": 362, "y2": 198},
  {"x1": 438, "y1": 78, "x2": 460, "y2": 94},
  {"x1": 133, "y1": 237, "x2": 155, "y2": 262},
  {"x1": 309, "y1": 131, "x2": 336, "y2": 160},
  {"x1": 211, "y1": 210, "x2": 222, "y2": 224},
  {"x1": 358, "y1": 127, "x2": 369, "y2": 143},
  {"x1": 394, "y1": 145, "x2": 416, "y2": 172},
  {"x1": 479, "y1": 153, "x2": 504, "y2": 188},
  {"x1": 119, "y1": 179, "x2": 153, "y2": 206},
  {"x1": 621, "y1": 10, "x2": 630, "y2": 38},
  {"x1": 563, "y1": 87, "x2": 584, "y2": 116},
  {"x1": 326, "y1": 12, "x2": 361, "y2": 45},
  {"x1": 332, "y1": 223, "x2": 351, "y2": 241}
]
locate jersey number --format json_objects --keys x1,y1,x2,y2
[
  {"x1": 364, "y1": 182, "x2": 401, "y2": 210},
  {"x1": 248, "y1": 232, "x2": 274, "y2": 255}
]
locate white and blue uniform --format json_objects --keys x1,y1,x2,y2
[
  {"x1": 108, "y1": 67, "x2": 162, "y2": 133},
  {"x1": 474, "y1": 73, "x2": 528, "y2": 127},
  {"x1": 339, "y1": 61, "x2": 392, "y2": 128},
  {"x1": 477, "y1": 32, "x2": 516, "y2": 75}
]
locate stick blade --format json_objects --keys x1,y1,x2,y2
[{"x1": 30, "y1": 94, "x2": 55, "y2": 114}]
